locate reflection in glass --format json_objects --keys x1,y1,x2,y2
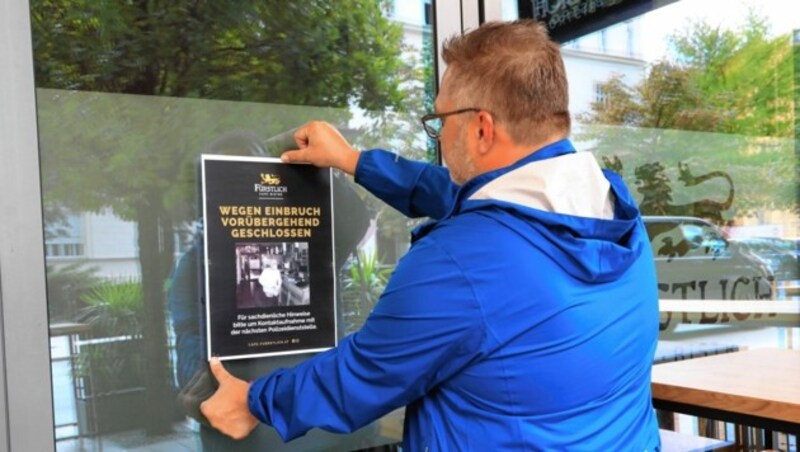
[
  {"x1": 562, "y1": 2, "x2": 799, "y2": 443},
  {"x1": 566, "y1": 1, "x2": 798, "y2": 310},
  {"x1": 565, "y1": 9, "x2": 799, "y2": 447},
  {"x1": 31, "y1": 0, "x2": 434, "y2": 450}
]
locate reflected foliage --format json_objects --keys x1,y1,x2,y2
[
  {"x1": 341, "y1": 251, "x2": 393, "y2": 334},
  {"x1": 79, "y1": 278, "x2": 143, "y2": 338},
  {"x1": 584, "y1": 13, "x2": 793, "y2": 137},
  {"x1": 580, "y1": 13, "x2": 796, "y2": 219},
  {"x1": 46, "y1": 263, "x2": 100, "y2": 322},
  {"x1": 350, "y1": 34, "x2": 437, "y2": 262},
  {"x1": 583, "y1": 62, "x2": 722, "y2": 131},
  {"x1": 354, "y1": 33, "x2": 436, "y2": 161},
  {"x1": 31, "y1": 0, "x2": 404, "y2": 110},
  {"x1": 75, "y1": 279, "x2": 148, "y2": 432},
  {"x1": 670, "y1": 14, "x2": 794, "y2": 138}
]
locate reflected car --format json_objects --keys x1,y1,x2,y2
[
  {"x1": 643, "y1": 216, "x2": 774, "y2": 306},
  {"x1": 731, "y1": 237, "x2": 799, "y2": 281}
]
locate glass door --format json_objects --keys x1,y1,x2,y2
[{"x1": 25, "y1": 1, "x2": 442, "y2": 450}]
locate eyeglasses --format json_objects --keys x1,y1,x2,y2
[{"x1": 421, "y1": 108, "x2": 481, "y2": 139}]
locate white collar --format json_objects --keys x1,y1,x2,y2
[{"x1": 468, "y1": 152, "x2": 614, "y2": 219}]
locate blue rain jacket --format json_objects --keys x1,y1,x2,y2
[{"x1": 249, "y1": 140, "x2": 661, "y2": 451}]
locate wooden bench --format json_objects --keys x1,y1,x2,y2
[{"x1": 659, "y1": 428, "x2": 735, "y2": 451}]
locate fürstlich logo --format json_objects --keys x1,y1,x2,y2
[
  {"x1": 254, "y1": 173, "x2": 287, "y2": 200},
  {"x1": 260, "y1": 173, "x2": 280, "y2": 185}
]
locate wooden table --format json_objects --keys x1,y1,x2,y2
[{"x1": 651, "y1": 348, "x2": 800, "y2": 436}]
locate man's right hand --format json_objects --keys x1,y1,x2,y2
[
  {"x1": 281, "y1": 121, "x2": 360, "y2": 176},
  {"x1": 200, "y1": 358, "x2": 259, "y2": 440}
]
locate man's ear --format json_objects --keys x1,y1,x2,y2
[{"x1": 475, "y1": 111, "x2": 495, "y2": 155}]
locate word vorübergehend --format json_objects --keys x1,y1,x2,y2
[{"x1": 218, "y1": 205, "x2": 322, "y2": 238}]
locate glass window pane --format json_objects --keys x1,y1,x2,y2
[
  {"x1": 31, "y1": 1, "x2": 435, "y2": 450},
  {"x1": 565, "y1": 0, "x2": 799, "y2": 360},
  {"x1": 561, "y1": 1, "x2": 798, "y2": 440}
]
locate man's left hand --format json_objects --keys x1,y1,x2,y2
[{"x1": 200, "y1": 357, "x2": 260, "y2": 439}]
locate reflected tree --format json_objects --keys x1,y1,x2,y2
[
  {"x1": 579, "y1": 12, "x2": 796, "y2": 219},
  {"x1": 352, "y1": 34, "x2": 438, "y2": 262}
]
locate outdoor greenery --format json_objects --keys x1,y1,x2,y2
[
  {"x1": 341, "y1": 252, "x2": 394, "y2": 335},
  {"x1": 45, "y1": 263, "x2": 99, "y2": 322},
  {"x1": 583, "y1": 14, "x2": 793, "y2": 136},
  {"x1": 79, "y1": 279, "x2": 144, "y2": 339},
  {"x1": 75, "y1": 279, "x2": 148, "y2": 433},
  {"x1": 352, "y1": 34, "x2": 438, "y2": 261},
  {"x1": 32, "y1": 0, "x2": 405, "y2": 109},
  {"x1": 578, "y1": 13, "x2": 797, "y2": 220}
]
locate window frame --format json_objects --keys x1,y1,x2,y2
[{"x1": 0, "y1": 1, "x2": 56, "y2": 451}]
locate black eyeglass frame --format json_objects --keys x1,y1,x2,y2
[{"x1": 421, "y1": 107, "x2": 482, "y2": 139}]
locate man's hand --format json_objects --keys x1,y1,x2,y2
[
  {"x1": 200, "y1": 358, "x2": 260, "y2": 440},
  {"x1": 281, "y1": 121, "x2": 360, "y2": 175}
]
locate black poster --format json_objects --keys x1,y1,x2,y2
[{"x1": 201, "y1": 155, "x2": 336, "y2": 360}]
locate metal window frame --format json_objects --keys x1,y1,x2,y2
[
  {"x1": 0, "y1": 0, "x2": 56, "y2": 451},
  {"x1": 434, "y1": 0, "x2": 480, "y2": 85},
  {"x1": 431, "y1": 0, "x2": 479, "y2": 166}
]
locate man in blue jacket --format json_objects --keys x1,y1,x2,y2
[{"x1": 201, "y1": 19, "x2": 661, "y2": 450}]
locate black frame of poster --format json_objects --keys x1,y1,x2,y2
[{"x1": 200, "y1": 155, "x2": 337, "y2": 360}]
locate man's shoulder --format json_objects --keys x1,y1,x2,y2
[
  {"x1": 421, "y1": 207, "x2": 531, "y2": 243},
  {"x1": 410, "y1": 210, "x2": 543, "y2": 270}
]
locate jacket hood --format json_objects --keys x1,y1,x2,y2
[{"x1": 455, "y1": 141, "x2": 646, "y2": 283}]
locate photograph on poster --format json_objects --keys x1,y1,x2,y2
[{"x1": 235, "y1": 242, "x2": 311, "y2": 309}]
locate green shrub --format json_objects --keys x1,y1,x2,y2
[
  {"x1": 341, "y1": 251, "x2": 393, "y2": 334},
  {"x1": 79, "y1": 278, "x2": 143, "y2": 338}
]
